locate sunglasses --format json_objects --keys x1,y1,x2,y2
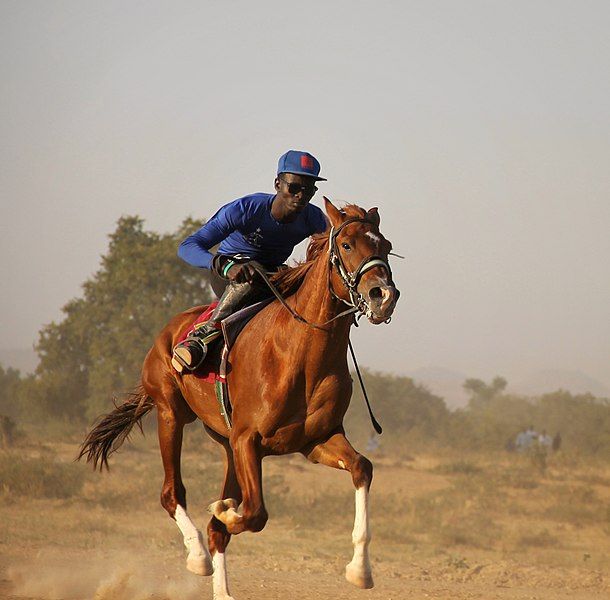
[{"x1": 280, "y1": 177, "x2": 318, "y2": 196}]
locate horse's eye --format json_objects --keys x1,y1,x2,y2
[{"x1": 341, "y1": 243, "x2": 351, "y2": 251}]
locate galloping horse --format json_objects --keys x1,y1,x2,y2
[{"x1": 79, "y1": 198, "x2": 399, "y2": 599}]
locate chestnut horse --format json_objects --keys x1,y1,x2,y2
[{"x1": 79, "y1": 198, "x2": 399, "y2": 599}]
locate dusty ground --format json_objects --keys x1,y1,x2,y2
[{"x1": 1, "y1": 429, "x2": 608, "y2": 599}]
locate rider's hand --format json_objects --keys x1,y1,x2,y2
[
  {"x1": 226, "y1": 261, "x2": 258, "y2": 284},
  {"x1": 213, "y1": 255, "x2": 259, "y2": 284}
]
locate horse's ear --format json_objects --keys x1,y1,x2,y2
[
  {"x1": 324, "y1": 196, "x2": 345, "y2": 227},
  {"x1": 366, "y1": 207, "x2": 380, "y2": 227}
]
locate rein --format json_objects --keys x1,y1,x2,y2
[{"x1": 250, "y1": 265, "x2": 359, "y2": 331}]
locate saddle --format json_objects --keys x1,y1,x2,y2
[{"x1": 176, "y1": 298, "x2": 274, "y2": 428}]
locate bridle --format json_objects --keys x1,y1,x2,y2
[{"x1": 327, "y1": 217, "x2": 394, "y2": 322}]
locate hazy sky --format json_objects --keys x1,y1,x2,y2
[{"x1": 1, "y1": 1, "x2": 609, "y2": 387}]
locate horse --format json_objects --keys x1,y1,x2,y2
[{"x1": 79, "y1": 197, "x2": 399, "y2": 599}]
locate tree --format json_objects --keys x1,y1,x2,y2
[
  {"x1": 464, "y1": 376, "x2": 507, "y2": 409},
  {"x1": 345, "y1": 369, "x2": 450, "y2": 450},
  {"x1": 0, "y1": 365, "x2": 23, "y2": 420},
  {"x1": 33, "y1": 216, "x2": 212, "y2": 420}
]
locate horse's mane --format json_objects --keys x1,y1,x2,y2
[{"x1": 270, "y1": 204, "x2": 367, "y2": 296}]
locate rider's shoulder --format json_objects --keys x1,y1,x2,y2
[
  {"x1": 228, "y1": 192, "x2": 273, "y2": 215},
  {"x1": 305, "y1": 203, "x2": 328, "y2": 231}
]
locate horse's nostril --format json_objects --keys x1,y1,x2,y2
[{"x1": 369, "y1": 287, "x2": 382, "y2": 300}]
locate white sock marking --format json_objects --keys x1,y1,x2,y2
[
  {"x1": 346, "y1": 486, "x2": 372, "y2": 584},
  {"x1": 174, "y1": 505, "x2": 212, "y2": 575},
  {"x1": 213, "y1": 552, "x2": 234, "y2": 600}
]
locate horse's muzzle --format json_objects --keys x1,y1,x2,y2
[{"x1": 366, "y1": 284, "x2": 400, "y2": 324}]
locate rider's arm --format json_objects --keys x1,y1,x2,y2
[{"x1": 177, "y1": 200, "x2": 246, "y2": 269}]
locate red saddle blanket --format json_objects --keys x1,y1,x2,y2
[{"x1": 176, "y1": 302, "x2": 220, "y2": 383}]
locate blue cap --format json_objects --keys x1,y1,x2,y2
[{"x1": 277, "y1": 150, "x2": 327, "y2": 181}]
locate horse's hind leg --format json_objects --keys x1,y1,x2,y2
[
  {"x1": 303, "y1": 429, "x2": 374, "y2": 589},
  {"x1": 204, "y1": 425, "x2": 242, "y2": 600},
  {"x1": 154, "y1": 382, "x2": 213, "y2": 576}
]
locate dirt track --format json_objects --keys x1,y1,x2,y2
[
  {"x1": 1, "y1": 534, "x2": 606, "y2": 600},
  {"x1": 1, "y1": 439, "x2": 608, "y2": 599}
]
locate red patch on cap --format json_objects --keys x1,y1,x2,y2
[{"x1": 300, "y1": 155, "x2": 314, "y2": 169}]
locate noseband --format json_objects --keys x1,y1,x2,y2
[{"x1": 328, "y1": 217, "x2": 393, "y2": 319}]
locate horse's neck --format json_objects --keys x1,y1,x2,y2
[{"x1": 290, "y1": 253, "x2": 352, "y2": 348}]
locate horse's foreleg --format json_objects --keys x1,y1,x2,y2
[
  {"x1": 205, "y1": 426, "x2": 242, "y2": 600},
  {"x1": 157, "y1": 404, "x2": 213, "y2": 576},
  {"x1": 209, "y1": 431, "x2": 267, "y2": 535},
  {"x1": 304, "y1": 430, "x2": 374, "y2": 589}
]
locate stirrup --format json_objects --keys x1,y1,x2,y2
[{"x1": 171, "y1": 331, "x2": 221, "y2": 373}]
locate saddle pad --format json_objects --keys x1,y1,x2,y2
[
  {"x1": 177, "y1": 298, "x2": 274, "y2": 383},
  {"x1": 221, "y1": 298, "x2": 274, "y2": 350},
  {"x1": 176, "y1": 302, "x2": 220, "y2": 383}
]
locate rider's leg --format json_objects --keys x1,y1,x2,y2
[{"x1": 172, "y1": 280, "x2": 270, "y2": 372}]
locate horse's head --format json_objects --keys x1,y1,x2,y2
[{"x1": 324, "y1": 197, "x2": 400, "y2": 324}]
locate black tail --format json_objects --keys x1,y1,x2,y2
[{"x1": 77, "y1": 386, "x2": 154, "y2": 471}]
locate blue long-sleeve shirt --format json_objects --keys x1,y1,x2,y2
[{"x1": 178, "y1": 193, "x2": 328, "y2": 269}]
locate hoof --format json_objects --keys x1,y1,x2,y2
[
  {"x1": 186, "y1": 551, "x2": 214, "y2": 576},
  {"x1": 345, "y1": 562, "x2": 374, "y2": 589},
  {"x1": 207, "y1": 498, "x2": 239, "y2": 518}
]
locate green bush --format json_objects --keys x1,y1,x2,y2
[{"x1": 0, "y1": 453, "x2": 85, "y2": 499}]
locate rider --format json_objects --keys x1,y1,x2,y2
[{"x1": 172, "y1": 150, "x2": 328, "y2": 372}]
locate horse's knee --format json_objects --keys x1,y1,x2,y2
[
  {"x1": 351, "y1": 454, "x2": 373, "y2": 489},
  {"x1": 207, "y1": 516, "x2": 231, "y2": 554},
  {"x1": 160, "y1": 482, "x2": 186, "y2": 516},
  {"x1": 246, "y1": 506, "x2": 268, "y2": 533}
]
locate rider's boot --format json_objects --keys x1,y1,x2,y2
[{"x1": 171, "y1": 281, "x2": 269, "y2": 373}]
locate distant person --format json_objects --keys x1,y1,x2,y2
[
  {"x1": 514, "y1": 429, "x2": 528, "y2": 452},
  {"x1": 538, "y1": 429, "x2": 552, "y2": 448},
  {"x1": 524, "y1": 425, "x2": 538, "y2": 447},
  {"x1": 552, "y1": 432, "x2": 562, "y2": 452},
  {"x1": 515, "y1": 425, "x2": 538, "y2": 452}
]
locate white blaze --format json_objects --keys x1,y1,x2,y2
[{"x1": 365, "y1": 232, "x2": 381, "y2": 244}]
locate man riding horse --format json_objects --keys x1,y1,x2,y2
[{"x1": 171, "y1": 150, "x2": 328, "y2": 372}]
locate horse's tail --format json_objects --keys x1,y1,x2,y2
[{"x1": 77, "y1": 385, "x2": 155, "y2": 471}]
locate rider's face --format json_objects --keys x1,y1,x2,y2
[{"x1": 274, "y1": 173, "x2": 318, "y2": 214}]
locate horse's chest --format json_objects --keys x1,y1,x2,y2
[{"x1": 260, "y1": 377, "x2": 351, "y2": 453}]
